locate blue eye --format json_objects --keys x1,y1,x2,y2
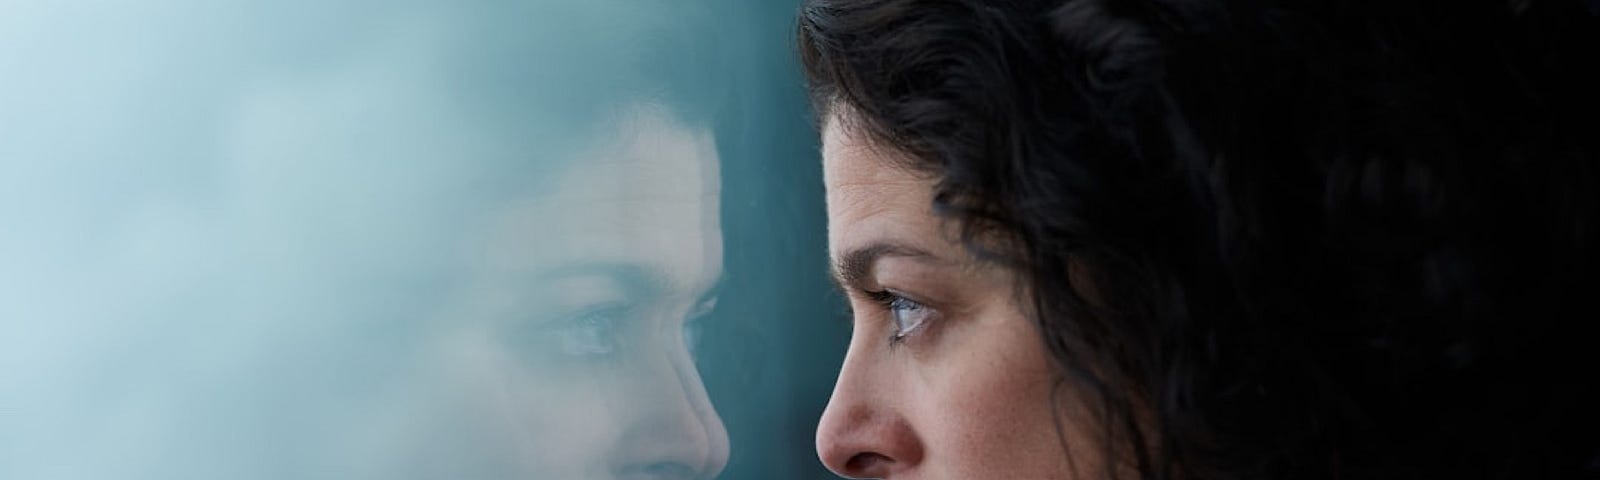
[
  {"x1": 887, "y1": 296, "x2": 929, "y2": 339},
  {"x1": 869, "y1": 291, "x2": 933, "y2": 343}
]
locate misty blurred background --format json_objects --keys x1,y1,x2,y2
[{"x1": 0, "y1": 1, "x2": 847, "y2": 478}]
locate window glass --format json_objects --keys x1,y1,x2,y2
[{"x1": 0, "y1": 2, "x2": 844, "y2": 478}]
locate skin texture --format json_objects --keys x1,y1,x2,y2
[
  {"x1": 817, "y1": 116, "x2": 1091, "y2": 479},
  {"x1": 420, "y1": 103, "x2": 729, "y2": 480}
]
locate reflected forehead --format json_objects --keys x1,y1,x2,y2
[
  {"x1": 562, "y1": 103, "x2": 721, "y2": 200},
  {"x1": 474, "y1": 102, "x2": 723, "y2": 294},
  {"x1": 537, "y1": 262, "x2": 723, "y2": 301}
]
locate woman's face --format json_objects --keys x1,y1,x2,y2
[
  {"x1": 815, "y1": 118, "x2": 1090, "y2": 479},
  {"x1": 418, "y1": 104, "x2": 729, "y2": 480}
]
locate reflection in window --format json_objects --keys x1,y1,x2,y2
[{"x1": 0, "y1": 1, "x2": 841, "y2": 479}]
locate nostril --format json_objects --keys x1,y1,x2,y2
[{"x1": 844, "y1": 452, "x2": 893, "y2": 477}]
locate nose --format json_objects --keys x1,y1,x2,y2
[
  {"x1": 815, "y1": 346, "x2": 923, "y2": 478},
  {"x1": 611, "y1": 347, "x2": 729, "y2": 480}
]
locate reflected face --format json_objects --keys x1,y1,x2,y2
[
  {"x1": 433, "y1": 104, "x2": 728, "y2": 480},
  {"x1": 815, "y1": 118, "x2": 1088, "y2": 479}
]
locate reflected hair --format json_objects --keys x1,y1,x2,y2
[{"x1": 800, "y1": 0, "x2": 1600, "y2": 479}]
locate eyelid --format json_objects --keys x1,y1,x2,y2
[
  {"x1": 540, "y1": 301, "x2": 634, "y2": 328},
  {"x1": 862, "y1": 288, "x2": 896, "y2": 304},
  {"x1": 863, "y1": 288, "x2": 934, "y2": 309},
  {"x1": 863, "y1": 288, "x2": 938, "y2": 344}
]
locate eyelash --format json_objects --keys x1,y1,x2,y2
[
  {"x1": 865, "y1": 289, "x2": 933, "y2": 345},
  {"x1": 546, "y1": 303, "x2": 631, "y2": 360}
]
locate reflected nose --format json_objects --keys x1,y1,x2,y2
[
  {"x1": 611, "y1": 350, "x2": 729, "y2": 480},
  {"x1": 815, "y1": 348, "x2": 923, "y2": 478}
]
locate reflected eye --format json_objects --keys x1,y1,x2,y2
[
  {"x1": 868, "y1": 290, "x2": 933, "y2": 343},
  {"x1": 545, "y1": 304, "x2": 629, "y2": 358}
]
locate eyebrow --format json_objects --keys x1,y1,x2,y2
[
  {"x1": 538, "y1": 263, "x2": 665, "y2": 299},
  {"x1": 537, "y1": 262, "x2": 722, "y2": 304},
  {"x1": 831, "y1": 242, "x2": 935, "y2": 294}
]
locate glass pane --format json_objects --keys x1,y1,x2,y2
[{"x1": 0, "y1": 1, "x2": 843, "y2": 478}]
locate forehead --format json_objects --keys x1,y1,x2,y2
[
  {"x1": 478, "y1": 104, "x2": 723, "y2": 292},
  {"x1": 822, "y1": 118, "x2": 945, "y2": 255},
  {"x1": 821, "y1": 119, "x2": 923, "y2": 191}
]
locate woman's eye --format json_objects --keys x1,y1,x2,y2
[{"x1": 872, "y1": 291, "x2": 932, "y2": 343}]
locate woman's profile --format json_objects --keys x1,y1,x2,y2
[{"x1": 799, "y1": 1, "x2": 1599, "y2": 479}]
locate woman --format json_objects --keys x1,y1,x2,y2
[{"x1": 800, "y1": 0, "x2": 1599, "y2": 479}]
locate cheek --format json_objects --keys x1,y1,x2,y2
[
  {"x1": 446, "y1": 329, "x2": 626, "y2": 476},
  {"x1": 909, "y1": 311, "x2": 1079, "y2": 477},
  {"x1": 406, "y1": 327, "x2": 621, "y2": 477},
  {"x1": 514, "y1": 376, "x2": 621, "y2": 472}
]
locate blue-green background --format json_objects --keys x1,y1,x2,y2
[{"x1": 0, "y1": 1, "x2": 848, "y2": 478}]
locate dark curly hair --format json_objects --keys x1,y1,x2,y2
[{"x1": 799, "y1": 0, "x2": 1600, "y2": 479}]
